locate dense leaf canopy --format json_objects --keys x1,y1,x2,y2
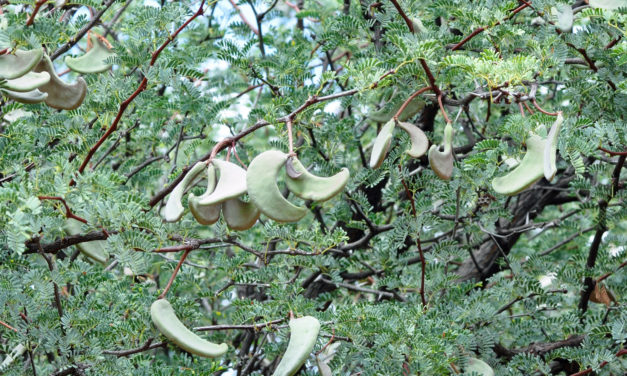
[{"x1": 0, "y1": 0, "x2": 626, "y2": 375}]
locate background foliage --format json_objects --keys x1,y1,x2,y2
[{"x1": 0, "y1": 0, "x2": 626, "y2": 375}]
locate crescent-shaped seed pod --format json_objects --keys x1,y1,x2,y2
[
  {"x1": 544, "y1": 112, "x2": 564, "y2": 181},
  {"x1": 465, "y1": 357, "x2": 494, "y2": 376},
  {"x1": 492, "y1": 133, "x2": 546, "y2": 195},
  {"x1": 65, "y1": 34, "x2": 115, "y2": 74},
  {"x1": 247, "y1": 150, "x2": 307, "y2": 223},
  {"x1": 272, "y1": 316, "x2": 320, "y2": 376},
  {"x1": 396, "y1": 121, "x2": 429, "y2": 158},
  {"x1": 162, "y1": 161, "x2": 206, "y2": 222},
  {"x1": 1, "y1": 88, "x2": 48, "y2": 104},
  {"x1": 150, "y1": 299, "x2": 228, "y2": 358},
  {"x1": 284, "y1": 156, "x2": 349, "y2": 202},
  {"x1": 369, "y1": 120, "x2": 395, "y2": 169},
  {"x1": 0, "y1": 48, "x2": 43, "y2": 80},
  {"x1": 195, "y1": 159, "x2": 247, "y2": 206},
  {"x1": 2, "y1": 71, "x2": 50, "y2": 92},
  {"x1": 428, "y1": 122, "x2": 455, "y2": 180},
  {"x1": 33, "y1": 54, "x2": 87, "y2": 110},
  {"x1": 188, "y1": 163, "x2": 222, "y2": 225},
  {"x1": 222, "y1": 197, "x2": 260, "y2": 230}
]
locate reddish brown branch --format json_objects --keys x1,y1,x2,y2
[
  {"x1": 437, "y1": 94, "x2": 451, "y2": 123},
  {"x1": 596, "y1": 259, "x2": 627, "y2": 283},
  {"x1": 25, "y1": 0, "x2": 47, "y2": 26},
  {"x1": 38, "y1": 196, "x2": 88, "y2": 223},
  {"x1": 227, "y1": 0, "x2": 259, "y2": 35},
  {"x1": 0, "y1": 319, "x2": 17, "y2": 332},
  {"x1": 152, "y1": 242, "x2": 200, "y2": 253},
  {"x1": 531, "y1": 99, "x2": 559, "y2": 116},
  {"x1": 393, "y1": 87, "x2": 432, "y2": 121},
  {"x1": 598, "y1": 146, "x2": 627, "y2": 156},
  {"x1": 569, "y1": 348, "x2": 627, "y2": 376},
  {"x1": 451, "y1": 3, "x2": 530, "y2": 51},
  {"x1": 388, "y1": 0, "x2": 414, "y2": 33},
  {"x1": 158, "y1": 249, "x2": 191, "y2": 299},
  {"x1": 72, "y1": 0, "x2": 207, "y2": 185}
]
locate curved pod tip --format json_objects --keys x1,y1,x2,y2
[
  {"x1": 544, "y1": 112, "x2": 563, "y2": 182},
  {"x1": 492, "y1": 134, "x2": 546, "y2": 196},
  {"x1": 2, "y1": 89, "x2": 48, "y2": 104},
  {"x1": 65, "y1": 34, "x2": 115, "y2": 74},
  {"x1": 3, "y1": 71, "x2": 50, "y2": 92},
  {"x1": 428, "y1": 123, "x2": 454, "y2": 180},
  {"x1": 0, "y1": 48, "x2": 44, "y2": 80},
  {"x1": 369, "y1": 120, "x2": 395, "y2": 169},
  {"x1": 188, "y1": 164, "x2": 222, "y2": 225},
  {"x1": 196, "y1": 159, "x2": 247, "y2": 206},
  {"x1": 150, "y1": 299, "x2": 228, "y2": 358},
  {"x1": 285, "y1": 157, "x2": 349, "y2": 202},
  {"x1": 465, "y1": 357, "x2": 494, "y2": 376},
  {"x1": 222, "y1": 198, "x2": 260, "y2": 230},
  {"x1": 162, "y1": 161, "x2": 206, "y2": 222},
  {"x1": 272, "y1": 316, "x2": 320, "y2": 376},
  {"x1": 33, "y1": 54, "x2": 88, "y2": 110},
  {"x1": 396, "y1": 121, "x2": 429, "y2": 158},
  {"x1": 247, "y1": 150, "x2": 307, "y2": 223}
]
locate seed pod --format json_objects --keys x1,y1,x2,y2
[
  {"x1": 396, "y1": 121, "x2": 429, "y2": 158},
  {"x1": 369, "y1": 120, "x2": 395, "y2": 169},
  {"x1": 588, "y1": 0, "x2": 625, "y2": 10},
  {"x1": 0, "y1": 48, "x2": 43, "y2": 79},
  {"x1": 544, "y1": 112, "x2": 564, "y2": 181},
  {"x1": 465, "y1": 357, "x2": 494, "y2": 376},
  {"x1": 65, "y1": 34, "x2": 115, "y2": 74},
  {"x1": 272, "y1": 316, "x2": 320, "y2": 376},
  {"x1": 284, "y1": 156, "x2": 349, "y2": 202},
  {"x1": 188, "y1": 164, "x2": 221, "y2": 225},
  {"x1": 33, "y1": 54, "x2": 87, "y2": 110},
  {"x1": 195, "y1": 159, "x2": 247, "y2": 205},
  {"x1": 1, "y1": 71, "x2": 50, "y2": 92},
  {"x1": 247, "y1": 150, "x2": 307, "y2": 223},
  {"x1": 64, "y1": 218, "x2": 108, "y2": 265},
  {"x1": 1, "y1": 89, "x2": 48, "y2": 104},
  {"x1": 162, "y1": 161, "x2": 206, "y2": 222},
  {"x1": 428, "y1": 123, "x2": 454, "y2": 180},
  {"x1": 150, "y1": 299, "x2": 228, "y2": 358},
  {"x1": 492, "y1": 133, "x2": 546, "y2": 195},
  {"x1": 222, "y1": 197, "x2": 260, "y2": 230}
]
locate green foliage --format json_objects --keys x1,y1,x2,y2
[{"x1": 0, "y1": 0, "x2": 626, "y2": 375}]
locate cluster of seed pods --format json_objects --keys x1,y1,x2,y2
[
  {"x1": 0, "y1": 33, "x2": 114, "y2": 109},
  {"x1": 369, "y1": 108, "x2": 563, "y2": 194},
  {"x1": 162, "y1": 151, "x2": 350, "y2": 229}
]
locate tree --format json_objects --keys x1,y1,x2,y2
[{"x1": 0, "y1": 0, "x2": 625, "y2": 374}]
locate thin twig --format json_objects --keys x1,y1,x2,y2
[
  {"x1": 72, "y1": 0, "x2": 207, "y2": 185},
  {"x1": 158, "y1": 249, "x2": 191, "y2": 299},
  {"x1": 25, "y1": 0, "x2": 47, "y2": 26},
  {"x1": 451, "y1": 2, "x2": 530, "y2": 51}
]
